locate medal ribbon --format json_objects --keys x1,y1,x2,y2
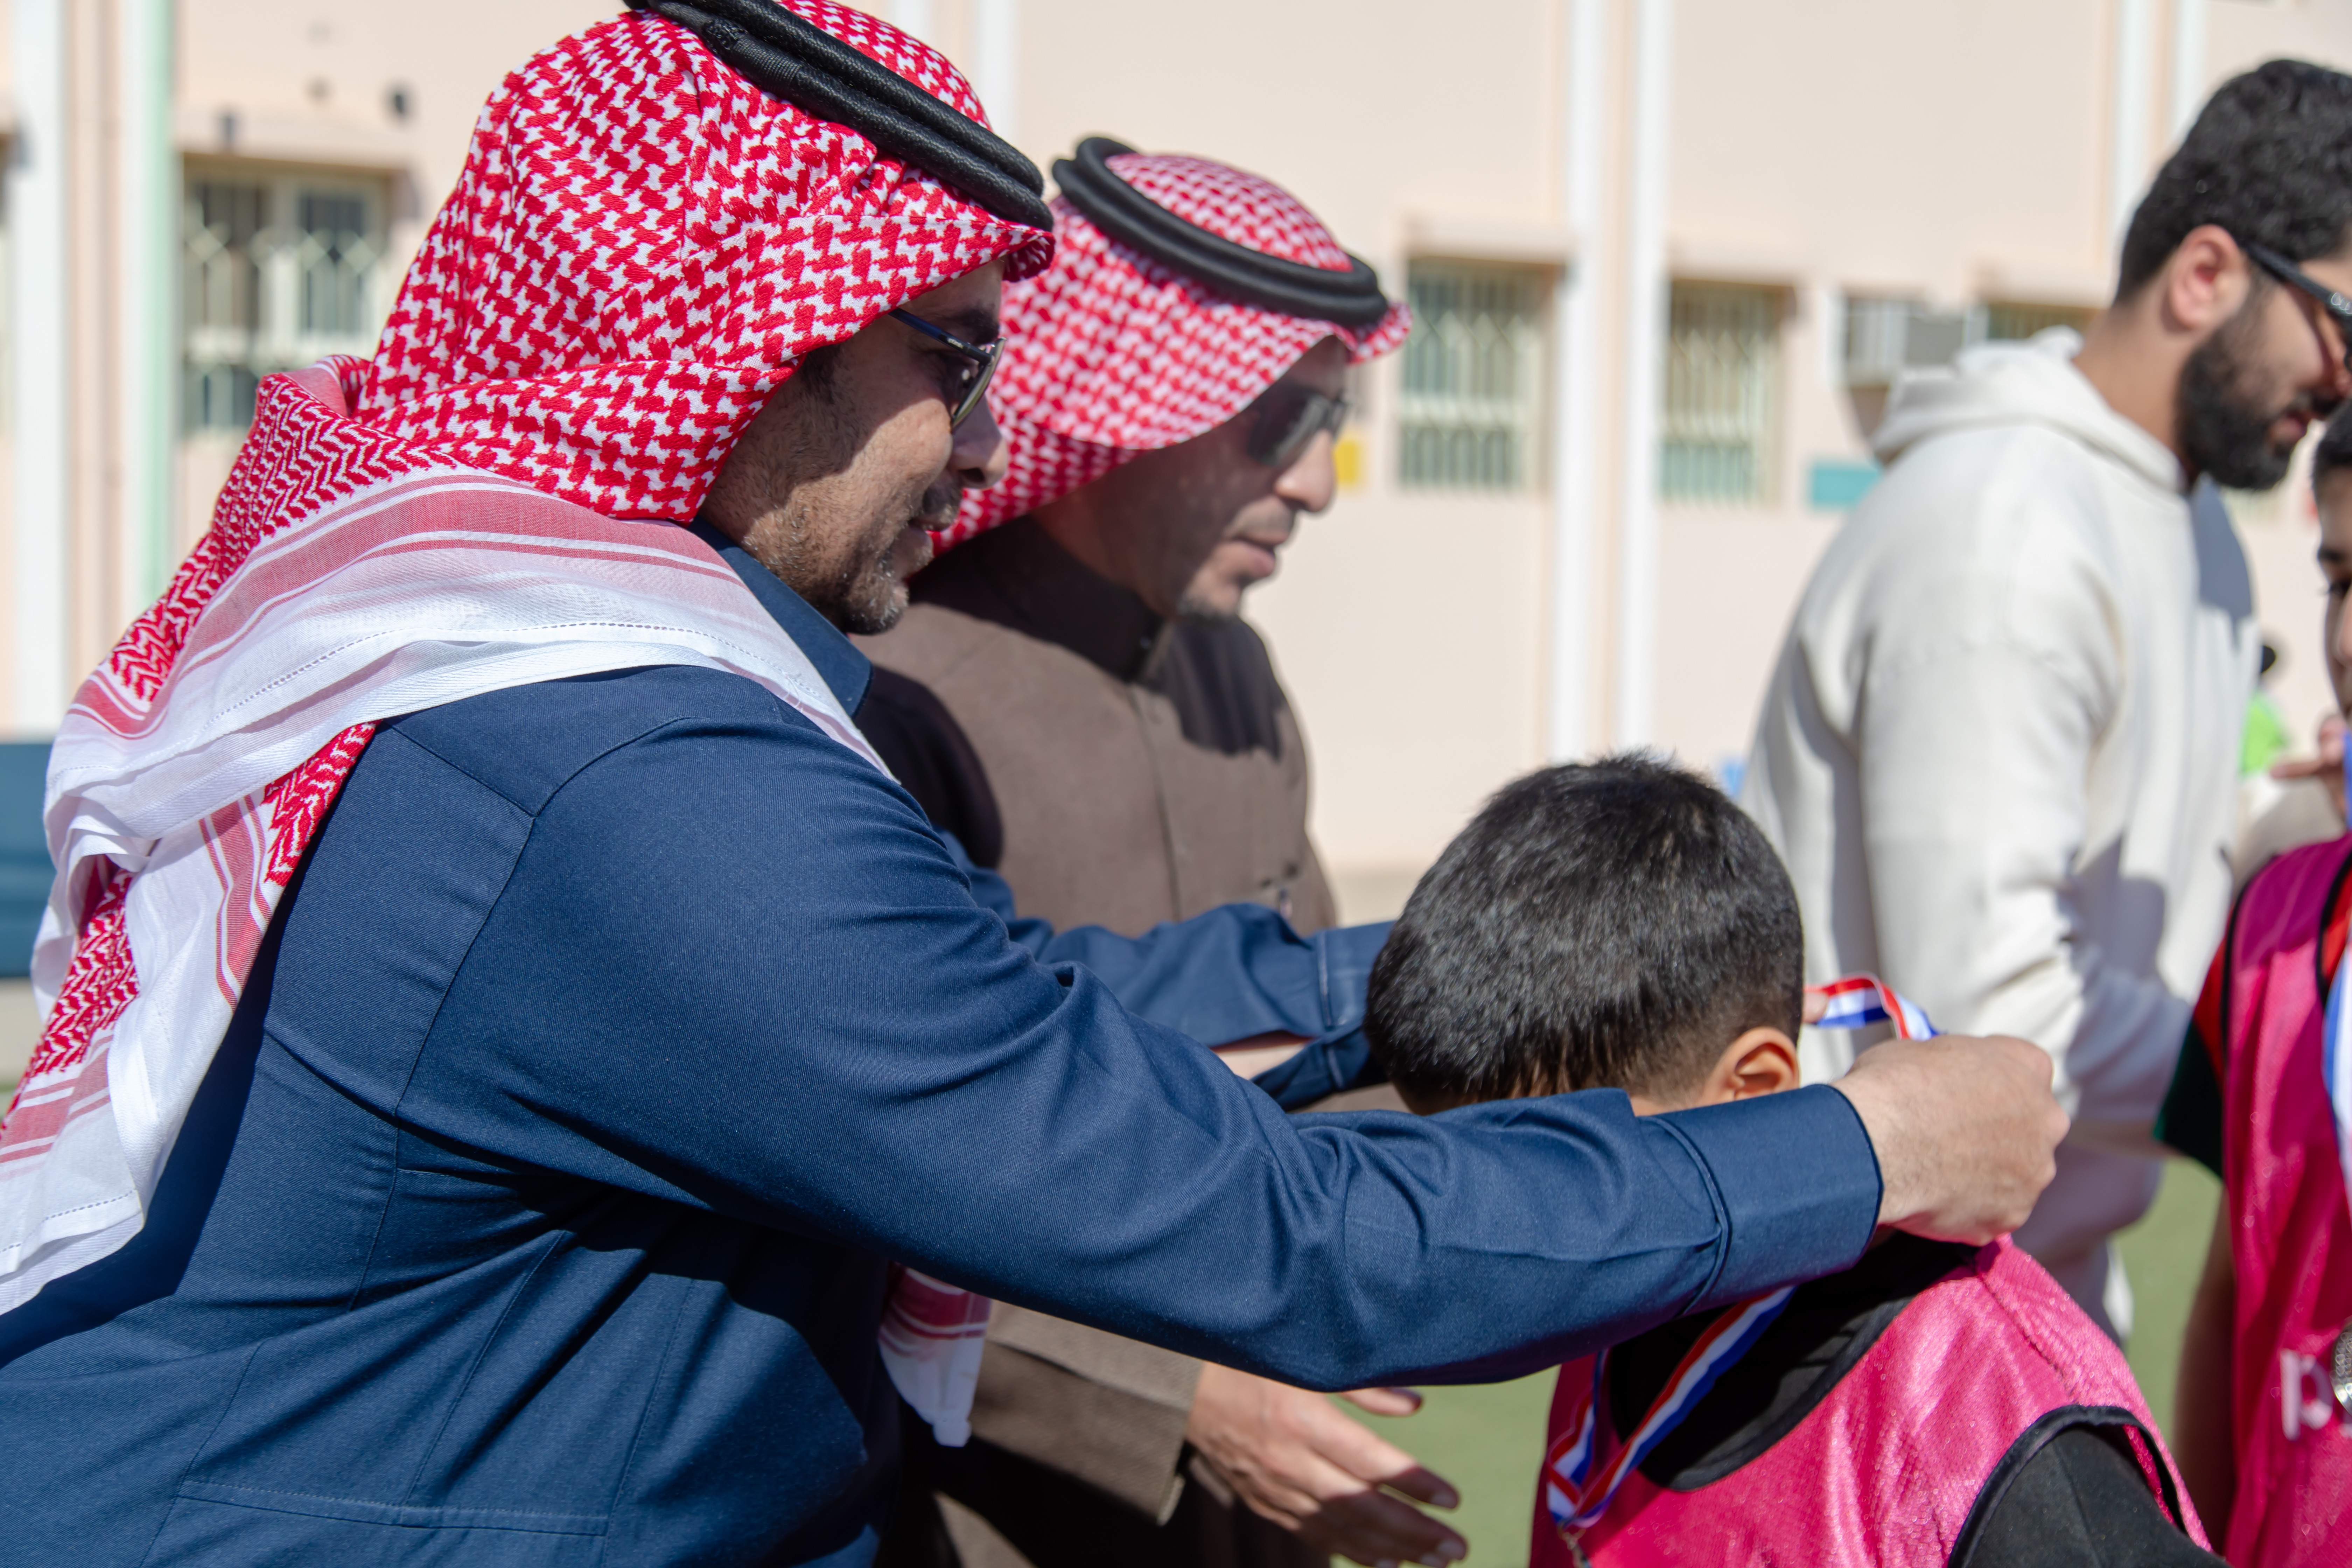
[
  {"x1": 2325, "y1": 751, "x2": 2352, "y2": 1244},
  {"x1": 1806, "y1": 973, "x2": 1940, "y2": 1040},
  {"x1": 2329, "y1": 943, "x2": 2352, "y2": 1203},
  {"x1": 2312, "y1": 748, "x2": 2352, "y2": 1412},
  {"x1": 1542, "y1": 974, "x2": 1937, "y2": 1546},
  {"x1": 1542, "y1": 1288, "x2": 1794, "y2": 1536}
]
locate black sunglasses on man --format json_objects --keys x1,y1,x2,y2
[
  {"x1": 1246, "y1": 385, "x2": 1352, "y2": 470},
  {"x1": 888, "y1": 308, "x2": 1003, "y2": 428},
  {"x1": 2243, "y1": 241, "x2": 2352, "y2": 374}
]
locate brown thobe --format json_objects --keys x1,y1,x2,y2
[{"x1": 857, "y1": 517, "x2": 1336, "y2": 1568}]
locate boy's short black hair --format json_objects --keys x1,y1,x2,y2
[
  {"x1": 2118, "y1": 60, "x2": 2352, "y2": 300},
  {"x1": 2315, "y1": 402, "x2": 2352, "y2": 493},
  {"x1": 1365, "y1": 754, "x2": 1802, "y2": 1106}
]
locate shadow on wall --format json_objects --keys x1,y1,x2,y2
[{"x1": 0, "y1": 745, "x2": 51, "y2": 978}]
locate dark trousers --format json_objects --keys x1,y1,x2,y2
[{"x1": 881, "y1": 1404, "x2": 1327, "y2": 1568}]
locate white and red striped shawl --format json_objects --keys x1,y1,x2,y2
[{"x1": 0, "y1": 0, "x2": 1041, "y2": 1444}]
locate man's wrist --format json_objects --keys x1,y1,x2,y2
[
  {"x1": 1829, "y1": 1072, "x2": 1916, "y2": 1226},
  {"x1": 1656, "y1": 1085, "x2": 1880, "y2": 1304}
]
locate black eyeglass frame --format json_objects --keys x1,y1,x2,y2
[
  {"x1": 1246, "y1": 386, "x2": 1352, "y2": 470},
  {"x1": 2244, "y1": 242, "x2": 2352, "y2": 374},
  {"x1": 887, "y1": 308, "x2": 1004, "y2": 428}
]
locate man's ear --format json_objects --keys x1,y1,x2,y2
[
  {"x1": 2163, "y1": 223, "x2": 2255, "y2": 338},
  {"x1": 1701, "y1": 1027, "x2": 1801, "y2": 1103}
]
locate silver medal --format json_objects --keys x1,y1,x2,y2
[{"x1": 2332, "y1": 1323, "x2": 2352, "y2": 1409}]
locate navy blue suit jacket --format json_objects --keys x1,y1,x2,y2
[{"x1": 0, "y1": 536, "x2": 1881, "y2": 1565}]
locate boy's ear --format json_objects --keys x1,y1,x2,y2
[{"x1": 1702, "y1": 1027, "x2": 1801, "y2": 1103}]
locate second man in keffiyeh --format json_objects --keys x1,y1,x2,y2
[{"x1": 858, "y1": 142, "x2": 1455, "y2": 1568}]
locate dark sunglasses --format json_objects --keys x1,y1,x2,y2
[
  {"x1": 2244, "y1": 243, "x2": 2352, "y2": 373},
  {"x1": 888, "y1": 308, "x2": 1004, "y2": 428},
  {"x1": 1246, "y1": 386, "x2": 1351, "y2": 469}
]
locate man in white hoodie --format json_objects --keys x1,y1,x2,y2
[{"x1": 1743, "y1": 60, "x2": 2352, "y2": 1337}]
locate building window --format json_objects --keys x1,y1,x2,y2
[
  {"x1": 1661, "y1": 282, "x2": 1781, "y2": 504},
  {"x1": 1981, "y1": 300, "x2": 2096, "y2": 343},
  {"x1": 182, "y1": 168, "x2": 388, "y2": 433},
  {"x1": 1842, "y1": 296, "x2": 2094, "y2": 382},
  {"x1": 1397, "y1": 260, "x2": 1548, "y2": 492}
]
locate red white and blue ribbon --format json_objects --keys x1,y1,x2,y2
[
  {"x1": 1543, "y1": 1286, "x2": 1794, "y2": 1541},
  {"x1": 1807, "y1": 973, "x2": 1940, "y2": 1041},
  {"x1": 2325, "y1": 748, "x2": 2352, "y2": 1222},
  {"x1": 1538, "y1": 972, "x2": 1935, "y2": 1546}
]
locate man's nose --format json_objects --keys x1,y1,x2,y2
[
  {"x1": 1273, "y1": 430, "x2": 1340, "y2": 514},
  {"x1": 953, "y1": 399, "x2": 1010, "y2": 489}
]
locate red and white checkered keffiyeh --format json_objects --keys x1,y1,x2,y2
[
  {"x1": 937, "y1": 152, "x2": 1412, "y2": 546},
  {"x1": 0, "y1": 2, "x2": 1032, "y2": 1444}
]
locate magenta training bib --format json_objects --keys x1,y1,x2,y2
[
  {"x1": 1528, "y1": 1238, "x2": 2200, "y2": 1566},
  {"x1": 2210, "y1": 835, "x2": 2352, "y2": 1566}
]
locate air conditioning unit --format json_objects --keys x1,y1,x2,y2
[{"x1": 1841, "y1": 298, "x2": 1970, "y2": 386}]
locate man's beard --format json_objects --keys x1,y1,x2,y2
[
  {"x1": 756, "y1": 368, "x2": 948, "y2": 635},
  {"x1": 1173, "y1": 581, "x2": 1241, "y2": 624},
  {"x1": 822, "y1": 517, "x2": 929, "y2": 635},
  {"x1": 2178, "y1": 290, "x2": 2307, "y2": 491},
  {"x1": 804, "y1": 482, "x2": 950, "y2": 635}
]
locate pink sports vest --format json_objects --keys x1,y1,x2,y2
[
  {"x1": 1528, "y1": 1238, "x2": 2203, "y2": 1566},
  {"x1": 2210, "y1": 835, "x2": 2352, "y2": 1566}
]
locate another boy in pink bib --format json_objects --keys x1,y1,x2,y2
[{"x1": 2163, "y1": 407, "x2": 2352, "y2": 1565}]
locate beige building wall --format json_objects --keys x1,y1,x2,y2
[
  {"x1": 168, "y1": 0, "x2": 617, "y2": 563},
  {"x1": 976, "y1": 0, "x2": 2352, "y2": 905},
  {"x1": 3, "y1": 0, "x2": 2350, "y2": 918}
]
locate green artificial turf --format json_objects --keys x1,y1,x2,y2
[
  {"x1": 1339, "y1": 1371, "x2": 1556, "y2": 1565},
  {"x1": 1342, "y1": 1156, "x2": 2226, "y2": 1567},
  {"x1": 2117, "y1": 1155, "x2": 2224, "y2": 1438}
]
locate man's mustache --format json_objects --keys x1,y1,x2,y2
[{"x1": 914, "y1": 482, "x2": 966, "y2": 533}]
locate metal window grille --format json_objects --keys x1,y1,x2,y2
[
  {"x1": 1661, "y1": 283, "x2": 1780, "y2": 503},
  {"x1": 296, "y1": 193, "x2": 374, "y2": 336},
  {"x1": 184, "y1": 180, "x2": 267, "y2": 430},
  {"x1": 1397, "y1": 261, "x2": 1547, "y2": 491},
  {"x1": 182, "y1": 170, "x2": 387, "y2": 433},
  {"x1": 1981, "y1": 301, "x2": 2095, "y2": 342}
]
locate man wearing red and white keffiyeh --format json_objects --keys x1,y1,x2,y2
[
  {"x1": 0, "y1": 6, "x2": 2067, "y2": 1567},
  {"x1": 6, "y1": 0, "x2": 1044, "y2": 1460}
]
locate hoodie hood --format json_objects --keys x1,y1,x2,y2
[{"x1": 1870, "y1": 328, "x2": 2184, "y2": 494}]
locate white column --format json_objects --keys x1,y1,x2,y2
[
  {"x1": 118, "y1": 0, "x2": 177, "y2": 607},
  {"x1": 2109, "y1": 0, "x2": 2155, "y2": 247},
  {"x1": 1612, "y1": 0, "x2": 1672, "y2": 749},
  {"x1": 888, "y1": 0, "x2": 935, "y2": 43},
  {"x1": 971, "y1": 0, "x2": 1018, "y2": 140},
  {"x1": 11, "y1": 0, "x2": 70, "y2": 736},
  {"x1": 1546, "y1": 0, "x2": 1609, "y2": 763},
  {"x1": 2168, "y1": 0, "x2": 2208, "y2": 142}
]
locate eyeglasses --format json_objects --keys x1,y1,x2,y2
[
  {"x1": 887, "y1": 308, "x2": 1004, "y2": 428},
  {"x1": 1246, "y1": 385, "x2": 1352, "y2": 469},
  {"x1": 2244, "y1": 243, "x2": 2352, "y2": 374}
]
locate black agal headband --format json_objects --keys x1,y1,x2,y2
[
  {"x1": 1051, "y1": 137, "x2": 1392, "y2": 327},
  {"x1": 626, "y1": 0, "x2": 1051, "y2": 231}
]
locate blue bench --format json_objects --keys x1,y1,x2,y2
[{"x1": 0, "y1": 744, "x2": 51, "y2": 979}]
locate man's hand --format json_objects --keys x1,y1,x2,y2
[
  {"x1": 2271, "y1": 713, "x2": 2347, "y2": 819},
  {"x1": 1832, "y1": 1034, "x2": 2066, "y2": 1243},
  {"x1": 1185, "y1": 1363, "x2": 1465, "y2": 1567}
]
